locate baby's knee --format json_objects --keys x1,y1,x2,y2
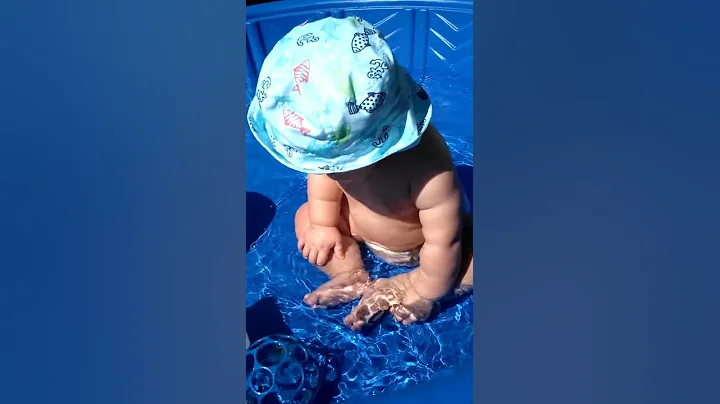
[{"x1": 294, "y1": 202, "x2": 310, "y2": 238}]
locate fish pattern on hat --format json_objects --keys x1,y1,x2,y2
[{"x1": 247, "y1": 16, "x2": 433, "y2": 174}]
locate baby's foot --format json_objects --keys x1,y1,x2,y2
[
  {"x1": 303, "y1": 270, "x2": 370, "y2": 309},
  {"x1": 343, "y1": 279, "x2": 402, "y2": 330},
  {"x1": 344, "y1": 274, "x2": 437, "y2": 330}
]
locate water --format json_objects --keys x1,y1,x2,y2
[{"x1": 246, "y1": 73, "x2": 473, "y2": 402}]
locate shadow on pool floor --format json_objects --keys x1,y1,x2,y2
[{"x1": 247, "y1": 191, "x2": 277, "y2": 251}]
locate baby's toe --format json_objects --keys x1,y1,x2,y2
[
  {"x1": 343, "y1": 314, "x2": 363, "y2": 330},
  {"x1": 303, "y1": 290, "x2": 324, "y2": 308},
  {"x1": 344, "y1": 306, "x2": 375, "y2": 330},
  {"x1": 389, "y1": 306, "x2": 412, "y2": 323},
  {"x1": 304, "y1": 289, "x2": 345, "y2": 308},
  {"x1": 344, "y1": 303, "x2": 368, "y2": 329},
  {"x1": 345, "y1": 295, "x2": 393, "y2": 330},
  {"x1": 393, "y1": 307, "x2": 418, "y2": 326},
  {"x1": 304, "y1": 278, "x2": 365, "y2": 309}
]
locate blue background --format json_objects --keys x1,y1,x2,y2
[
  {"x1": 1, "y1": 1, "x2": 246, "y2": 403},
  {"x1": 1, "y1": 1, "x2": 718, "y2": 404},
  {"x1": 476, "y1": 1, "x2": 720, "y2": 403}
]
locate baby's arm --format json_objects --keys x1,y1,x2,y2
[
  {"x1": 307, "y1": 174, "x2": 343, "y2": 228},
  {"x1": 410, "y1": 170, "x2": 464, "y2": 301}
]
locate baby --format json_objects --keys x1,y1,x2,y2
[{"x1": 247, "y1": 16, "x2": 473, "y2": 330}]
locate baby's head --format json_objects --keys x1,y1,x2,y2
[{"x1": 247, "y1": 16, "x2": 432, "y2": 175}]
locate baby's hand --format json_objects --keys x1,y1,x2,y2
[
  {"x1": 344, "y1": 273, "x2": 438, "y2": 330},
  {"x1": 298, "y1": 225, "x2": 345, "y2": 266}
]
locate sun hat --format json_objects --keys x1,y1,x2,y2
[{"x1": 247, "y1": 16, "x2": 432, "y2": 174}]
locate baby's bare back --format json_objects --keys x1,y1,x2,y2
[{"x1": 338, "y1": 126, "x2": 457, "y2": 252}]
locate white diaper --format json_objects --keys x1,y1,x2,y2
[{"x1": 363, "y1": 240, "x2": 421, "y2": 267}]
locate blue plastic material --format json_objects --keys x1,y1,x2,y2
[
  {"x1": 246, "y1": 0, "x2": 473, "y2": 103},
  {"x1": 246, "y1": 1, "x2": 473, "y2": 402},
  {"x1": 246, "y1": 334, "x2": 321, "y2": 403}
]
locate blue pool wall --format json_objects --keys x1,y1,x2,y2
[{"x1": 246, "y1": 0, "x2": 474, "y2": 104}]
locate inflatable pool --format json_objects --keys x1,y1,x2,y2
[{"x1": 246, "y1": 1, "x2": 473, "y2": 402}]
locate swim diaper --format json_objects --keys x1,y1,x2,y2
[{"x1": 247, "y1": 16, "x2": 433, "y2": 174}]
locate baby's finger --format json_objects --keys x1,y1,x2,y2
[
  {"x1": 297, "y1": 239, "x2": 305, "y2": 253},
  {"x1": 308, "y1": 247, "x2": 319, "y2": 265},
  {"x1": 316, "y1": 247, "x2": 330, "y2": 266},
  {"x1": 334, "y1": 242, "x2": 345, "y2": 259},
  {"x1": 302, "y1": 244, "x2": 311, "y2": 259}
]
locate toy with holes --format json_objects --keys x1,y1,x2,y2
[{"x1": 246, "y1": 334, "x2": 323, "y2": 403}]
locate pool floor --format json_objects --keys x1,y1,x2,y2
[{"x1": 246, "y1": 72, "x2": 473, "y2": 402}]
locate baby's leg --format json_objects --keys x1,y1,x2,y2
[{"x1": 294, "y1": 202, "x2": 369, "y2": 308}]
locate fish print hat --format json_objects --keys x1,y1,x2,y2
[{"x1": 247, "y1": 16, "x2": 433, "y2": 174}]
